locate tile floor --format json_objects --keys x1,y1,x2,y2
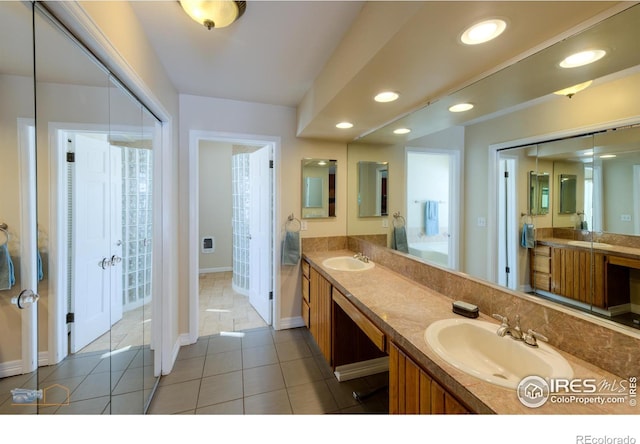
[
  {"x1": 147, "y1": 326, "x2": 389, "y2": 414},
  {"x1": 1, "y1": 272, "x2": 389, "y2": 415}
]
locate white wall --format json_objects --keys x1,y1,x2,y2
[
  {"x1": 180, "y1": 94, "x2": 347, "y2": 332},
  {"x1": 198, "y1": 141, "x2": 233, "y2": 271}
]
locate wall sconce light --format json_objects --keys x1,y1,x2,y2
[{"x1": 180, "y1": 0, "x2": 246, "y2": 30}]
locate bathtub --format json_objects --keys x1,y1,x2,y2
[{"x1": 408, "y1": 241, "x2": 449, "y2": 267}]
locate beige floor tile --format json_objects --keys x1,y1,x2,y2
[
  {"x1": 244, "y1": 389, "x2": 292, "y2": 414},
  {"x1": 241, "y1": 344, "x2": 278, "y2": 369},
  {"x1": 242, "y1": 364, "x2": 285, "y2": 397},
  {"x1": 148, "y1": 379, "x2": 201, "y2": 414},
  {"x1": 159, "y1": 356, "x2": 205, "y2": 386},
  {"x1": 274, "y1": 338, "x2": 312, "y2": 362},
  {"x1": 196, "y1": 399, "x2": 244, "y2": 414},
  {"x1": 287, "y1": 380, "x2": 339, "y2": 414},
  {"x1": 280, "y1": 357, "x2": 324, "y2": 388},
  {"x1": 203, "y1": 350, "x2": 242, "y2": 377},
  {"x1": 196, "y1": 371, "x2": 243, "y2": 408}
]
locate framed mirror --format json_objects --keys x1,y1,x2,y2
[
  {"x1": 529, "y1": 172, "x2": 550, "y2": 215},
  {"x1": 301, "y1": 158, "x2": 336, "y2": 218},
  {"x1": 559, "y1": 174, "x2": 577, "y2": 214},
  {"x1": 358, "y1": 161, "x2": 388, "y2": 217}
]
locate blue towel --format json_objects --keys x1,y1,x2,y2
[
  {"x1": 281, "y1": 230, "x2": 300, "y2": 265},
  {"x1": 392, "y1": 226, "x2": 409, "y2": 253},
  {"x1": 37, "y1": 250, "x2": 44, "y2": 281},
  {"x1": 0, "y1": 243, "x2": 16, "y2": 290},
  {"x1": 521, "y1": 223, "x2": 535, "y2": 248},
  {"x1": 425, "y1": 200, "x2": 439, "y2": 236}
]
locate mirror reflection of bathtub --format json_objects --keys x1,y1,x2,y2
[{"x1": 408, "y1": 240, "x2": 449, "y2": 267}]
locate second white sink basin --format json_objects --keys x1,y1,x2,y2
[
  {"x1": 425, "y1": 318, "x2": 573, "y2": 390},
  {"x1": 322, "y1": 256, "x2": 375, "y2": 271}
]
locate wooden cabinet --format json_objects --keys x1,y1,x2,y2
[
  {"x1": 309, "y1": 266, "x2": 332, "y2": 364},
  {"x1": 531, "y1": 245, "x2": 551, "y2": 292},
  {"x1": 301, "y1": 260, "x2": 310, "y2": 328},
  {"x1": 389, "y1": 342, "x2": 469, "y2": 414}
]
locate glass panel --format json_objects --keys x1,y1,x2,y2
[{"x1": 0, "y1": 1, "x2": 38, "y2": 415}]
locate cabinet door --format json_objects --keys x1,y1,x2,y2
[
  {"x1": 310, "y1": 267, "x2": 332, "y2": 364},
  {"x1": 389, "y1": 342, "x2": 469, "y2": 414}
]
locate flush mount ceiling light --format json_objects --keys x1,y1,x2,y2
[
  {"x1": 374, "y1": 91, "x2": 400, "y2": 103},
  {"x1": 553, "y1": 80, "x2": 593, "y2": 98},
  {"x1": 336, "y1": 122, "x2": 353, "y2": 129},
  {"x1": 449, "y1": 103, "x2": 474, "y2": 113},
  {"x1": 559, "y1": 49, "x2": 606, "y2": 68},
  {"x1": 599, "y1": 154, "x2": 617, "y2": 159},
  {"x1": 179, "y1": 0, "x2": 246, "y2": 30},
  {"x1": 393, "y1": 128, "x2": 411, "y2": 135},
  {"x1": 460, "y1": 19, "x2": 507, "y2": 45}
]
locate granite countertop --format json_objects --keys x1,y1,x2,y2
[
  {"x1": 536, "y1": 238, "x2": 640, "y2": 261},
  {"x1": 303, "y1": 249, "x2": 638, "y2": 415}
]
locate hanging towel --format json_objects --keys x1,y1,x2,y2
[
  {"x1": 0, "y1": 243, "x2": 15, "y2": 290},
  {"x1": 281, "y1": 230, "x2": 300, "y2": 265},
  {"x1": 425, "y1": 200, "x2": 439, "y2": 236},
  {"x1": 392, "y1": 225, "x2": 409, "y2": 253},
  {"x1": 520, "y1": 223, "x2": 535, "y2": 249},
  {"x1": 37, "y1": 250, "x2": 44, "y2": 281}
]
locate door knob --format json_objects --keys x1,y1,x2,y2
[
  {"x1": 100, "y1": 257, "x2": 111, "y2": 269},
  {"x1": 111, "y1": 255, "x2": 122, "y2": 264},
  {"x1": 11, "y1": 289, "x2": 39, "y2": 309}
]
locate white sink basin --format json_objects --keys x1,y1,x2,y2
[
  {"x1": 568, "y1": 240, "x2": 611, "y2": 249},
  {"x1": 322, "y1": 256, "x2": 375, "y2": 271},
  {"x1": 425, "y1": 318, "x2": 573, "y2": 390}
]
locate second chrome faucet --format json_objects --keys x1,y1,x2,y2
[{"x1": 492, "y1": 313, "x2": 548, "y2": 347}]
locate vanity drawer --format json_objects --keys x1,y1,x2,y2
[
  {"x1": 302, "y1": 299, "x2": 310, "y2": 328},
  {"x1": 534, "y1": 245, "x2": 551, "y2": 257},
  {"x1": 533, "y1": 271, "x2": 551, "y2": 292},
  {"x1": 332, "y1": 288, "x2": 385, "y2": 352},
  {"x1": 533, "y1": 254, "x2": 551, "y2": 273},
  {"x1": 302, "y1": 275, "x2": 310, "y2": 303},
  {"x1": 302, "y1": 260, "x2": 310, "y2": 278}
]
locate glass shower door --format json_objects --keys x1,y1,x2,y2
[{"x1": 0, "y1": 1, "x2": 39, "y2": 414}]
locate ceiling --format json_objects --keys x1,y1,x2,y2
[{"x1": 130, "y1": 1, "x2": 628, "y2": 143}]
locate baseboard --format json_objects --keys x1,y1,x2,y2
[
  {"x1": 0, "y1": 360, "x2": 23, "y2": 378},
  {"x1": 607, "y1": 303, "x2": 631, "y2": 317},
  {"x1": 334, "y1": 357, "x2": 389, "y2": 382},
  {"x1": 199, "y1": 267, "x2": 232, "y2": 274},
  {"x1": 277, "y1": 316, "x2": 306, "y2": 330}
]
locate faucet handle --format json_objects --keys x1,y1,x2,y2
[
  {"x1": 523, "y1": 329, "x2": 548, "y2": 347},
  {"x1": 492, "y1": 313, "x2": 509, "y2": 325}
]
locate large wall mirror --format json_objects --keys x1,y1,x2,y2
[
  {"x1": 346, "y1": 3, "x2": 640, "y2": 333},
  {"x1": 0, "y1": 2, "x2": 160, "y2": 414},
  {"x1": 301, "y1": 158, "x2": 337, "y2": 218}
]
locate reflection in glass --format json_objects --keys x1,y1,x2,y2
[
  {"x1": 358, "y1": 161, "x2": 388, "y2": 217},
  {"x1": 559, "y1": 174, "x2": 577, "y2": 214},
  {"x1": 301, "y1": 159, "x2": 337, "y2": 218}
]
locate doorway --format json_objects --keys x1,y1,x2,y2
[
  {"x1": 497, "y1": 155, "x2": 518, "y2": 290},
  {"x1": 190, "y1": 132, "x2": 279, "y2": 342},
  {"x1": 405, "y1": 148, "x2": 460, "y2": 269}
]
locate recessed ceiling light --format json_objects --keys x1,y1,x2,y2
[
  {"x1": 461, "y1": 19, "x2": 507, "y2": 45},
  {"x1": 559, "y1": 50, "x2": 606, "y2": 68},
  {"x1": 449, "y1": 103, "x2": 474, "y2": 113},
  {"x1": 393, "y1": 128, "x2": 411, "y2": 135},
  {"x1": 336, "y1": 122, "x2": 353, "y2": 129},
  {"x1": 599, "y1": 154, "x2": 617, "y2": 159},
  {"x1": 374, "y1": 91, "x2": 399, "y2": 103},
  {"x1": 317, "y1": 160, "x2": 327, "y2": 166},
  {"x1": 553, "y1": 80, "x2": 593, "y2": 98}
]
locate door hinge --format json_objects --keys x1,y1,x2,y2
[
  {"x1": 504, "y1": 171, "x2": 509, "y2": 178},
  {"x1": 269, "y1": 160, "x2": 274, "y2": 169},
  {"x1": 66, "y1": 312, "x2": 75, "y2": 323},
  {"x1": 66, "y1": 152, "x2": 75, "y2": 163},
  {"x1": 505, "y1": 266, "x2": 510, "y2": 274},
  {"x1": 269, "y1": 291, "x2": 273, "y2": 300}
]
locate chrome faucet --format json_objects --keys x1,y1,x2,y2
[
  {"x1": 492, "y1": 313, "x2": 548, "y2": 347},
  {"x1": 353, "y1": 252, "x2": 369, "y2": 263}
]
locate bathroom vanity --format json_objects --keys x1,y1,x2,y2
[
  {"x1": 532, "y1": 238, "x2": 640, "y2": 312},
  {"x1": 302, "y1": 245, "x2": 639, "y2": 414}
]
